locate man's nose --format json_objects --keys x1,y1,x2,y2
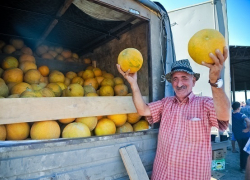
[{"x1": 177, "y1": 80, "x2": 183, "y2": 87}]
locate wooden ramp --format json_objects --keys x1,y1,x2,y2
[{"x1": 119, "y1": 145, "x2": 150, "y2": 180}]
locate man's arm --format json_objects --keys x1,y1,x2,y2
[
  {"x1": 202, "y1": 47, "x2": 230, "y2": 121},
  {"x1": 116, "y1": 64, "x2": 151, "y2": 116},
  {"x1": 243, "y1": 118, "x2": 250, "y2": 133}
]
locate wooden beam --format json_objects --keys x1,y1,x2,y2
[
  {"x1": 0, "y1": 96, "x2": 148, "y2": 125},
  {"x1": 36, "y1": 0, "x2": 74, "y2": 47},
  {"x1": 119, "y1": 145, "x2": 149, "y2": 180}
]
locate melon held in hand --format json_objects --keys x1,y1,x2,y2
[
  {"x1": 117, "y1": 48, "x2": 143, "y2": 73},
  {"x1": 188, "y1": 29, "x2": 226, "y2": 65}
]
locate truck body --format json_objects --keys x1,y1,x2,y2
[{"x1": 0, "y1": 0, "x2": 230, "y2": 179}]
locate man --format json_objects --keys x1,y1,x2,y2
[
  {"x1": 117, "y1": 47, "x2": 230, "y2": 180},
  {"x1": 241, "y1": 99, "x2": 250, "y2": 118},
  {"x1": 232, "y1": 102, "x2": 250, "y2": 172}
]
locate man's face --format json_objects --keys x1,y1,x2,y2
[{"x1": 171, "y1": 71, "x2": 196, "y2": 100}]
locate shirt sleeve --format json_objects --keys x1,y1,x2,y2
[
  {"x1": 205, "y1": 98, "x2": 229, "y2": 131},
  {"x1": 145, "y1": 98, "x2": 167, "y2": 124},
  {"x1": 242, "y1": 114, "x2": 247, "y2": 119}
]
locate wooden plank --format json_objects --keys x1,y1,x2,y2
[
  {"x1": 119, "y1": 145, "x2": 149, "y2": 180},
  {"x1": 0, "y1": 96, "x2": 148, "y2": 125}
]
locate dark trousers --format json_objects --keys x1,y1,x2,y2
[{"x1": 237, "y1": 138, "x2": 249, "y2": 169}]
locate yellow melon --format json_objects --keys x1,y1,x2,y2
[
  {"x1": 46, "y1": 83, "x2": 62, "y2": 97},
  {"x1": 107, "y1": 114, "x2": 127, "y2": 127},
  {"x1": 24, "y1": 69, "x2": 41, "y2": 84},
  {"x1": 84, "y1": 58, "x2": 91, "y2": 64},
  {"x1": 86, "y1": 92, "x2": 98, "y2": 97},
  {"x1": 118, "y1": 48, "x2": 143, "y2": 73},
  {"x1": 55, "y1": 54, "x2": 64, "y2": 61},
  {"x1": 101, "y1": 78, "x2": 115, "y2": 87},
  {"x1": 6, "y1": 122, "x2": 30, "y2": 140},
  {"x1": 75, "y1": 116, "x2": 98, "y2": 131},
  {"x1": 103, "y1": 73, "x2": 114, "y2": 79},
  {"x1": 0, "y1": 125, "x2": 6, "y2": 140},
  {"x1": 2, "y1": 56, "x2": 19, "y2": 70},
  {"x1": 133, "y1": 120, "x2": 149, "y2": 131},
  {"x1": 95, "y1": 76, "x2": 104, "y2": 85},
  {"x1": 62, "y1": 122, "x2": 91, "y2": 138},
  {"x1": 127, "y1": 113, "x2": 141, "y2": 124},
  {"x1": 114, "y1": 84, "x2": 128, "y2": 96},
  {"x1": 71, "y1": 76, "x2": 84, "y2": 86},
  {"x1": 93, "y1": 68, "x2": 102, "y2": 77},
  {"x1": 64, "y1": 84, "x2": 84, "y2": 97},
  {"x1": 116, "y1": 122, "x2": 133, "y2": 134},
  {"x1": 83, "y1": 78, "x2": 98, "y2": 90},
  {"x1": 99, "y1": 85, "x2": 114, "y2": 96},
  {"x1": 11, "y1": 82, "x2": 32, "y2": 95},
  {"x1": 10, "y1": 39, "x2": 24, "y2": 49},
  {"x1": 40, "y1": 88, "x2": 55, "y2": 97},
  {"x1": 95, "y1": 118, "x2": 116, "y2": 136},
  {"x1": 3, "y1": 68, "x2": 23, "y2": 84},
  {"x1": 36, "y1": 45, "x2": 48, "y2": 56},
  {"x1": 49, "y1": 70, "x2": 65, "y2": 83},
  {"x1": 56, "y1": 82, "x2": 67, "y2": 91},
  {"x1": 82, "y1": 69, "x2": 95, "y2": 80},
  {"x1": 59, "y1": 118, "x2": 76, "y2": 124},
  {"x1": 188, "y1": 29, "x2": 226, "y2": 64},
  {"x1": 31, "y1": 120, "x2": 60, "y2": 140},
  {"x1": 66, "y1": 71, "x2": 77, "y2": 80},
  {"x1": 19, "y1": 54, "x2": 36, "y2": 63},
  {"x1": 61, "y1": 50, "x2": 72, "y2": 59},
  {"x1": 42, "y1": 53, "x2": 54, "y2": 60},
  {"x1": 19, "y1": 62, "x2": 37, "y2": 73},
  {"x1": 21, "y1": 46, "x2": 33, "y2": 55},
  {"x1": 3, "y1": 45, "x2": 16, "y2": 54},
  {"x1": 77, "y1": 70, "x2": 84, "y2": 77},
  {"x1": 113, "y1": 77, "x2": 124, "y2": 85}
]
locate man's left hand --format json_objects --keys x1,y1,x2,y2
[{"x1": 201, "y1": 46, "x2": 228, "y2": 83}]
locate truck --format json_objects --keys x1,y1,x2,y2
[{"x1": 0, "y1": 0, "x2": 230, "y2": 179}]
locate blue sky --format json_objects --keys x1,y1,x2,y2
[{"x1": 157, "y1": 0, "x2": 250, "y2": 46}]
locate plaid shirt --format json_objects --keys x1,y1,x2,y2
[{"x1": 146, "y1": 92, "x2": 228, "y2": 180}]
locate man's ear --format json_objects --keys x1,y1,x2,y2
[{"x1": 192, "y1": 76, "x2": 196, "y2": 87}]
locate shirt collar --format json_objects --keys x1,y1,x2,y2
[{"x1": 174, "y1": 92, "x2": 195, "y2": 104}]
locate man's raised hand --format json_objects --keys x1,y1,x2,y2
[
  {"x1": 201, "y1": 46, "x2": 228, "y2": 83},
  {"x1": 116, "y1": 64, "x2": 137, "y2": 86}
]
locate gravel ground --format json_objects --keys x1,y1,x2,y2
[{"x1": 213, "y1": 144, "x2": 246, "y2": 180}]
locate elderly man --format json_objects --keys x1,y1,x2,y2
[{"x1": 117, "y1": 47, "x2": 230, "y2": 180}]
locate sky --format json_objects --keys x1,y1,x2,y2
[{"x1": 156, "y1": 0, "x2": 250, "y2": 46}]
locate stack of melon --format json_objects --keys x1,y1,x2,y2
[
  {"x1": 0, "y1": 113, "x2": 150, "y2": 141},
  {"x1": 0, "y1": 39, "x2": 33, "y2": 56},
  {"x1": 0, "y1": 38, "x2": 91, "y2": 65},
  {"x1": 35, "y1": 45, "x2": 81, "y2": 63}
]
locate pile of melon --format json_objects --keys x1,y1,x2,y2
[
  {"x1": 0, "y1": 40, "x2": 132, "y2": 98},
  {"x1": 0, "y1": 39, "x2": 150, "y2": 141},
  {"x1": 0, "y1": 114, "x2": 150, "y2": 141},
  {"x1": 0, "y1": 39, "x2": 90, "y2": 64}
]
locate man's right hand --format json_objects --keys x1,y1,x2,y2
[{"x1": 116, "y1": 64, "x2": 137, "y2": 86}]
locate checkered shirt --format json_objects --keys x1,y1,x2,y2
[{"x1": 146, "y1": 92, "x2": 228, "y2": 180}]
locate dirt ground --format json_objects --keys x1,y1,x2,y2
[{"x1": 212, "y1": 143, "x2": 246, "y2": 180}]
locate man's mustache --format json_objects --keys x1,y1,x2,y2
[{"x1": 176, "y1": 86, "x2": 187, "y2": 90}]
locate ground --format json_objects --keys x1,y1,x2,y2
[{"x1": 212, "y1": 143, "x2": 245, "y2": 180}]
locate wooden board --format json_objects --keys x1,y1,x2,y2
[
  {"x1": 119, "y1": 145, "x2": 149, "y2": 180},
  {"x1": 0, "y1": 96, "x2": 148, "y2": 125}
]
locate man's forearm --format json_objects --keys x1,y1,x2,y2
[
  {"x1": 212, "y1": 87, "x2": 230, "y2": 121},
  {"x1": 131, "y1": 83, "x2": 151, "y2": 116}
]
